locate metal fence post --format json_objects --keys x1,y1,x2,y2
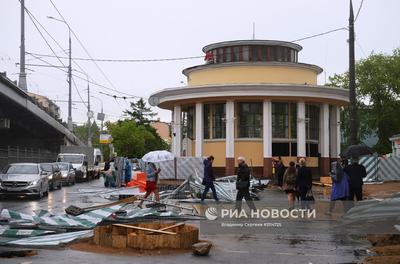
[{"x1": 7, "y1": 145, "x2": 10, "y2": 166}]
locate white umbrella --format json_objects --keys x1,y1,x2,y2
[{"x1": 141, "y1": 150, "x2": 175, "y2": 163}]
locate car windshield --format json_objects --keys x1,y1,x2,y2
[
  {"x1": 40, "y1": 164, "x2": 53, "y2": 172},
  {"x1": 57, "y1": 163, "x2": 69, "y2": 170},
  {"x1": 6, "y1": 164, "x2": 39, "y2": 174},
  {"x1": 57, "y1": 155, "x2": 83, "y2": 164}
]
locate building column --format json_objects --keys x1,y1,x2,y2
[
  {"x1": 320, "y1": 103, "x2": 330, "y2": 176},
  {"x1": 297, "y1": 101, "x2": 306, "y2": 158},
  {"x1": 225, "y1": 100, "x2": 235, "y2": 176},
  {"x1": 195, "y1": 102, "x2": 203, "y2": 157},
  {"x1": 171, "y1": 110, "x2": 175, "y2": 154},
  {"x1": 263, "y1": 100, "x2": 272, "y2": 178},
  {"x1": 173, "y1": 105, "x2": 182, "y2": 157},
  {"x1": 329, "y1": 105, "x2": 341, "y2": 159},
  {"x1": 336, "y1": 106, "x2": 341, "y2": 157}
]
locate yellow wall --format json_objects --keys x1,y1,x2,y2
[
  {"x1": 234, "y1": 141, "x2": 263, "y2": 166},
  {"x1": 187, "y1": 65, "x2": 318, "y2": 86},
  {"x1": 277, "y1": 156, "x2": 318, "y2": 168},
  {"x1": 203, "y1": 141, "x2": 226, "y2": 166}
]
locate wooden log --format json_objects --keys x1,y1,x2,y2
[
  {"x1": 112, "y1": 224, "x2": 176, "y2": 235},
  {"x1": 139, "y1": 198, "x2": 193, "y2": 211},
  {"x1": 147, "y1": 222, "x2": 185, "y2": 234}
]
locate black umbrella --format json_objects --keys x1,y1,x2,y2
[{"x1": 339, "y1": 144, "x2": 376, "y2": 159}]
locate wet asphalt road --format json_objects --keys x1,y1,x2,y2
[{"x1": 0, "y1": 179, "x2": 365, "y2": 264}]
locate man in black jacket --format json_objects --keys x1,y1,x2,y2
[
  {"x1": 344, "y1": 157, "x2": 367, "y2": 201},
  {"x1": 235, "y1": 156, "x2": 256, "y2": 213},
  {"x1": 296, "y1": 158, "x2": 313, "y2": 209},
  {"x1": 201, "y1": 156, "x2": 219, "y2": 202}
]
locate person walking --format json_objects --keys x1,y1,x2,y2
[
  {"x1": 296, "y1": 158, "x2": 313, "y2": 209},
  {"x1": 138, "y1": 162, "x2": 161, "y2": 208},
  {"x1": 345, "y1": 157, "x2": 367, "y2": 202},
  {"x1": 276, "y1": 157, "x2": 286, "y2": 188},
  {"x1": 283, "y1": 161, "x2": 297, "y2": 210},
  {"x1": 201, "y1": 156, "x2": 219, "y2": 202},
  {"x1": 235, "y1": 157, "x2": 256, "y2": 212},
  {"x1": 124, "y1": 159, "x2": 132, "y2": 183},
  {"x1": 326, "y1": 159, "x2": 350, "y2": 215}
]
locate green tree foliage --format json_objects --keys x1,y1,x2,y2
[
  {"x1": 73, "y1": 121, "x2": 101, "y2": 148},
  {"x1": 106, "y1": 120, "x2": 169, "y2": 158},
  {"x1": 328, "y1": 48, "x2": 400, "y2": 154},
  {"x1": 124, "y1": 98, "x2": 157, "y2": 126}
]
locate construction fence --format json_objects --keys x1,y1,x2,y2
[
  {"x1": 157, "y1": 157, "x2": 204, "y2": 180},
  {"x1": 0, "y1": 146, "x2": 57, "y2": 171},
  {"x1": 360, "y1": 155, "x2": 400, "y2": 182}
]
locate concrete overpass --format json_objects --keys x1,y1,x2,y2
[{"x1": 0, "y1": 72, "x2": 84, "y2": 154}]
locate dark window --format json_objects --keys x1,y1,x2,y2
[
  {"x1": 250, "y1": 46, "x2": 259, "y2": 62},
  {"x1": 290, "y1": 103, "x2": 297, "y2": 139},
  {"x1": 182, "y1": 106, "x2": 194, "y2": 139},
  {"x1": 238, "y1": 102, "x2": 262, "y2": 138},
  {"x1": 217, "y1": 48, "x2": 223, "y2": 63},
  {"x1": 225, "y1": 47, "x2": 231, "y2": 62},
  {"x1": 213, "y1": 104, "x2": 226, "y2": 139},
  {"x1": 306, "y1": 104, "x2": 320, "y2": 140},
  {"x1": 242, "y1": 46, "x2": 249, "y2": 61},
  {"x1": 272, "y1": 143, "x2": 290, "y2": 156},
  {"x1": 204, "y1": 103, "x2": 226, "y2": 139},
  {"x1": 204, "y1": 104, "x2": 211, "y2": 139},
  {"x1": 272, "y1": 103, "x2": 289, "y2": 138},
  {"x1": 269, "y1": 46, "x2": 276, "y2": 61},
  {"x1": 291, "y1": 143, "x2": 297, "y2": 156},
  {"x1": 233, "y1": 46, "x2": 240, "y2": 62},
  {"x1": 306, "y1": 143, "x2": 319, "y2": 157},
  {"x1": 261, "y1": 46, "x2": 267, "y2": 61}
]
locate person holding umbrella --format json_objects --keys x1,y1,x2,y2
[{"x1": 345, "y1": 156, "x2": 367, "y2": 202}]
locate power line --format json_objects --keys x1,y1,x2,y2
[
  {"x1": 19, "y1": 0, "x2": 65, "y2": 67},
  {"x1": 26, "y1": 53, "x2": 137, "y2": 97},
  {"x1": 49, "y1": 0, "x2": 126, "y2": 97},
  {"x1": 98, "y1": 91, "x2": 141, "y2": 99},
  {"x1": 25, "y1": 52, "x2": 204, "y2": 62},
  {"x1": 355, "y1": 0, "x2": 364, "y2": 22},
  {"x1": 291, "y1": 27, "x2": 348, "y2": 43},
  {"x1": 28, "y1": 26, "x2": 347, "y2": 62}
]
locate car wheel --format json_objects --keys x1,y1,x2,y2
[{"x1": 36, "y1": 187, "x2": 44, "y2": 199}]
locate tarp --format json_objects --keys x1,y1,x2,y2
[
  {"x1": 1, "y1": 205, "x2": 122, "y2": 229},
  {"x1": 0, "y1": 227, "x2": 55, "y2": 238},
  {"x1": 5, "y1": 230, "x2": 93, "y2": 246}
]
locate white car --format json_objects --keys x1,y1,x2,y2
[{"x1": 0, "y1": 163, "x2": 49, "y2": 199}]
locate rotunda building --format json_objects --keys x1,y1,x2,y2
[{"x1": 149, "y1": 40, "x2": 348, "y2": 177}]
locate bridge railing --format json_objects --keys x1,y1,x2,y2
[{"x1": 0, "y1": 146, "x2": 57, "y2": 171}]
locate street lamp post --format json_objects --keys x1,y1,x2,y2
[
  {"x1": 91, "y1": 96, "x2": 104, "y2": 132},
  {"x1": 47, "y1": 16, "x2": 73, "y2": 131}
]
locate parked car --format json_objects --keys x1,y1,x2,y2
[
  {"x1": 56, "y1": 162, "x2": 76, "y2": 185},
  {"x1": 40, "y1": 163, "x2": 62, "y2": 191},
  {"x1": 0, "y1": 163, "x2": 49, "y2": 199}
]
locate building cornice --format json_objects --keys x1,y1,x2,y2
[
  {"x1": 149, "y1": 84, "x2": 349, "y2": 109},
  {"x1": 202, "y1": 40, "x2": 303, "y2": 53}
]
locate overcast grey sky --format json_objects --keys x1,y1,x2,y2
[{"x1": 1, "y1": 0, "x2": 399, "y2": 125}]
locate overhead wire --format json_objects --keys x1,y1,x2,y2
[
  {"x1": 49, "y1": 0, "x2": 132, "y2": 97},
  {"x1": 355, "y1": 0, "x2": 364, "y2": 22}
]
